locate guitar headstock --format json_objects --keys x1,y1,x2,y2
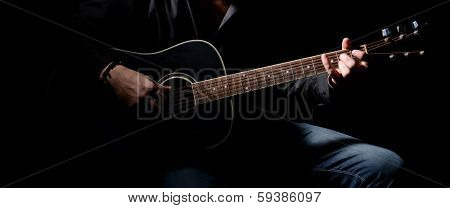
[{"x1": 359, "y1": 20, "x2": 426, "y2": 59}]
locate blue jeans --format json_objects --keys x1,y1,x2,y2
[{"x1": 162, "y1": 122, "x2": 403, "y2": 188}]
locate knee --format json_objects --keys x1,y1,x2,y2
[{"x1": 352, "y1": 144, "x2": 403, "y2": 187}]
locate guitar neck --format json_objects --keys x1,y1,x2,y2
[{"x1": 191, "y1": 49, "x2": 353, "y2": 104}]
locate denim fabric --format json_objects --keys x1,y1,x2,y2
[{"x1": 162, "y1": 123, "x2": 403, "y2": 188}]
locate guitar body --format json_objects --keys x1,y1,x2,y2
[
  {"x1": 115, "y1": 40, "x2": 234, "y2": 149},
  {"x1": 109, "y1": 23, "x2": 422, "y2": 150}
]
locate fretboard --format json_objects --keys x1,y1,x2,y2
[{"x1": 191, "y1": 49, "x2": 352, "y2": 104}]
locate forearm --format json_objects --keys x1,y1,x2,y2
[{"x1": 290, "y1": 74, "x2": 333, "y2": 106}]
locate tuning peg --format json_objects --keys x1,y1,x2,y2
[
  {"x1": 382, "y1": 28, "x2": 391, "y2": 37},
  {"x1": 411, "y1": 21, "x2": 420, "y2": 35},
  {"x1": 372, "y1": 50, "x2": 425, "y2": 59},
  {"x1": 395, "y1": 25, "x2": 406, "y2": 39},
  {"x1": 411, "y1": 21, "x2": 419, "y2": 30}
]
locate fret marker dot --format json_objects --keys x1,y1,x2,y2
[
  {"x1": 245, "y1": 87, "x2": 249, "y2": 90},
  {"x1": 224, "y1": 85, "x2": 227, "y2": 88},
  {"x1": 307, "y1": 66, "x2": 310, "y2": 69}
]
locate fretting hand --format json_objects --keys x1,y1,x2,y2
[{"x1": 321, "y1": 38, "x2": 368, "y2": 87}]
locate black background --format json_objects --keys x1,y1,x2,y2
[{"x1": 1, "y1": 0, "x2": 449, "y2": 187}]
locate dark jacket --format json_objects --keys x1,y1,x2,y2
[{"x1": 69, "y1": 0, "x2": 332, "y2": 116}]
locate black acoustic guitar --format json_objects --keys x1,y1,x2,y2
[{"x1": 113, "y1": 21, "x2": 424, "y2": 149}]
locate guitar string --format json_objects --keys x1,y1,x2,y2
[
  {"x1": 169, "y1": 59, "x2": 332, "y2": 103},
  {"x1": 184, "y1": 33, "x2": 412, "y2": 102},
  {"x1": 170, "y1": 62, "x2": 333, "y2": 108},
  {"x1": 171, "y1": 50, "x2": 358, "y2": 106},
  {"x1": 169, "y1": 50, "x2": 347, "y2": 98},
  {"x1": 155, "y1": 42, "x2": 368, "y2": 112},
  {"x1": 165, "y1": 38, "x2": 396, "y2": 108},
  {"x1": 169, "y1": 59, "x2": 331, "y2": 102},
  {"x1": 168, "y1": 50, "x2": 345, "y2": 95},
  {"x1": 162, "y1": 35, "x2": 412, "y2": 106},
  {"x1": 175, "y1": 51, "x2": 350, "y2": 104},
  {"x1": 167, "y1": 35, "x2": 393, "y2": 96},
  {"x1": 170, "y1": 43, "x2": 386, "y2": 106},
  {"x1": 168, "y1": 36, "x2": 390, "y2": 97}
]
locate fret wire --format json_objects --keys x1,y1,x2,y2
[
  {"x1": 193, "y1": 64, "x2": 330, "y2": 103},
  {"x1": 225, "y1": 76, "x2": 231, "y2": 98},
  {"x1": 248, "y1": 70, "x2": 256, "y2": 91},
  {"x1": 255, "y1": 71, "x2": 264, "y2": 90},
  {"x1": 290, "y1": 62, "x2": 296, "y2": 81},
  {"x1": 191, "y1": 83, "x2": 198, "y2": 104},
  {"x1": 191, "y1": 50, "x2": 353, "y2": 102},
  {"x1": 223, "y1": 76, "x2": 229, "y2": 99},
  {"x1": 269, "y1": 66, "x2": 275, "y2": 85},
  {"x1": 264, "y1": 69, "x2": 268, "y2": 88},
  {"x1": 257, "y1": 70, "x2": 265, "y2": 90},
  {"x1": 210, "y1": 79, "x2": 216, "y2": 100},
  {"x1": 206, "y1": 80, "x2": 213, "y2": 102},
  {"x1": 194, "y1": 57, "x2": 329, "y2": 101},
  {"x1": 243, "y1": 72, "x2": 249, "y2": 92},
  {"x1": 195, "y1": 82, "x2": 203, "y2": 103},
  {"x1": 193, "y1": 49, "x2": 349, "y2": 91},
  {"x1": 199, "y1": 81, "x2": 209, "y2": 103},
  {"x1": 241, "y1": 73, "x2": 246, "y2": 92},
  {"x1": 286, "y1": 63, "x2": 292, "y2": 82},
  {"x1": 243, "y1": 71, "x2": 250, "y2": 92},
  {"x1": 253, "y1": 70, "x2": 259, "y2": 91},
  {"x1": 214, "y1": 52, "x2": 347, "y2": 100},
  {"x1": 311, "y1": 57, "x2": 316, "y2": 75},
  {"x1": 279, "y1": 65, "x2": 284, "y2": 84},
  {"x1": 239, "y1": 73, "x2": 244, "y2": 94},
  {"x1": 250, "y1": 71, "x2": 256, "y2": 91},
  {"x1": 209, "y1": 79, "x2": 216, "y2": 100},
  {"x1": 229, "y1": 74, "x2": 235, "y2": 95},
  {"x1": 218, "y1": 76, "x2": 224, "y2": 98},
  {"x1": 225, "y1": 75, "x2": 231, "y2": 97},
  {"x1": 218, "y1": 76, "x2": 224, "y2": 99},
  {"x1": 256, "y1": 70, "x2": 263, "y2": 90},
  {"x1": 232, "y1": 73, "x2": 238, "y2": 96},
  {"x1": 192, "y1": 50, "x2": 331, "y2": 93},
  {"x1": 210, "y1": 79, "x2": 217, "y2": 100},
  {"x1": 300, "y1": 59, "x2": 305, "y2": 78},
  {"x1": 202, "y1": 80, "x2": 209, "y2": 101}
]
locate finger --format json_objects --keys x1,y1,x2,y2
[
  {"x1": 161, "y1": 85, "x2": 171, "y2": 91},
  {"x1": 321, "y1": 54, "x2": 333, "y2": 74},
  {"x1": 330, "y1": 68, "x2": 344, "y2": 84},
  {"x1": 352, "y1": 50, "x2": 366, "y2": 60},
  {"x1": 342, "y1": 38, "x2": 351, "y2": 50},
  {"x1": 357, "y1": 61, "x2": 369, "y2": 69},
  {"x1": 338, "y1": 61, "x2": 351, "y2": 77},
  {"x1": 339, "y1": 53, "x2": 356, "y2": 69}
]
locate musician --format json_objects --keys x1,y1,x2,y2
[{"x1": 68, "y1": 0, "x2": 403, "y2": 187}]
